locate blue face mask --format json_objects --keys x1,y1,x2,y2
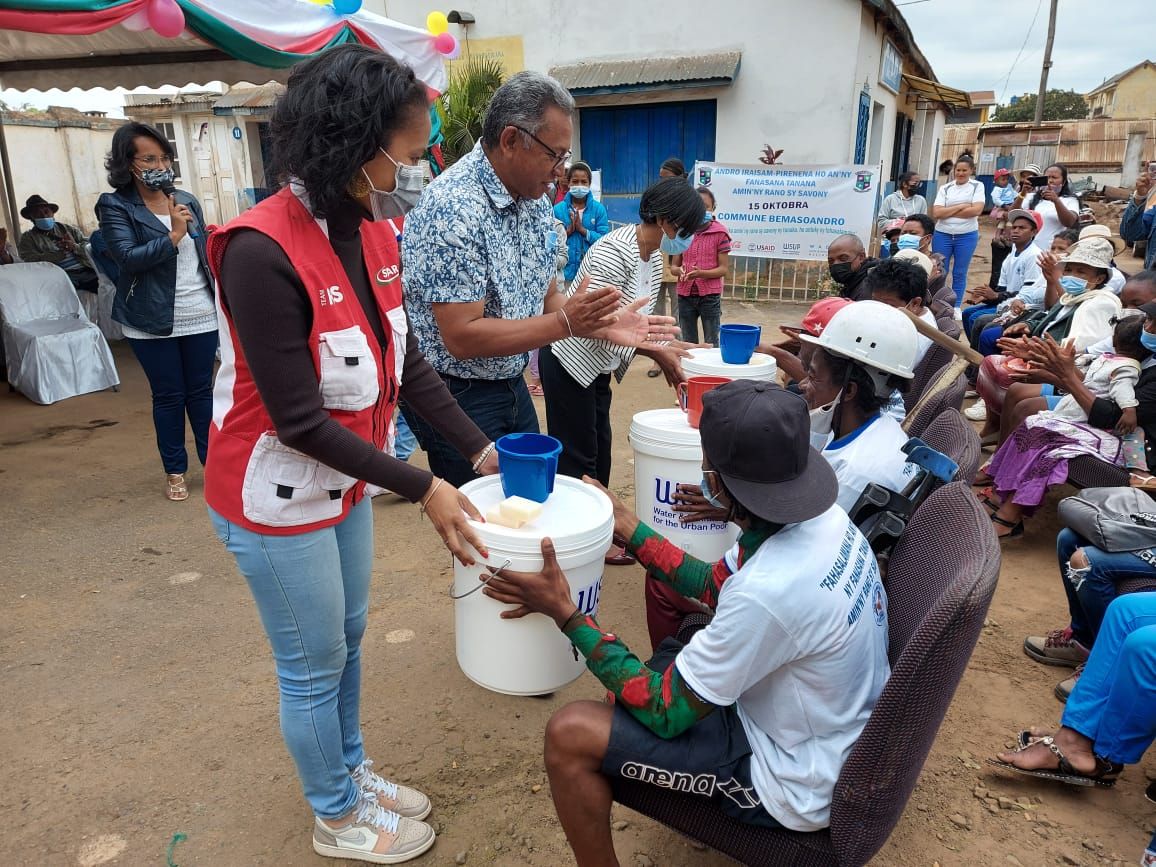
[
  {"x1": 33, "y1": 217, "x2": 55, "y2": 231},
  {"x1": 569, "y1": 185, "x2": 590, "y2": 199},
  {"x1": 700, "y1": 474, "x2": 727, "y2": 510},
  {"x1": 1060, "y1": 275, "x2": 1089, "y2": 296},
  {"x1": 1141, "y1": 330, "x2": 1156, "y2": 353},
  {"x1": 897, "y1": 234, "x2": 921, "y2": 251},
  {"x1": 661, "y1": 230, "x2": 694, "y2": 255}
]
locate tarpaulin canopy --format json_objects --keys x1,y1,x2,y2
[{"x1": 0, "y1": 0, "x2": 449, "y2": 234}]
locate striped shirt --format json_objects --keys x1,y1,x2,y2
[{"x1": 549, "y1": 225, "x2": 662, "y2": 388}]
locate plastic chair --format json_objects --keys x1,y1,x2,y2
[
  {"x1": 903, "y1": 360, "x2": 967, "y2": 439},
  {"x1": 920, "y1": 408, "x2": 981, "y2": 485},
  {"x1": 904, "y1": 343, "x2": 955, "y2": 413},
  {"x1": 1066, "y1": 455, "x2": 1129, "y2": 490},
  {"x1": 84, "y1": 242, "x2": 123, "y2": 342},
  {"x1": 611, "y1": 482, "x2": 1001, "y2": 866},
  {"x1": 0, "y1": 262, "x2": 119, "y2": 404}
]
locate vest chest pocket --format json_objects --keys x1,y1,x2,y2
[
  {"x1": 241, "y1": 433, "x2": 355, "y2": 527},
  {"x1": 383, "y1": 306, "x2": 408, "y2": 385},
  {"x1": 319, "y1": 326, "x2": 380, "y2": 412}
]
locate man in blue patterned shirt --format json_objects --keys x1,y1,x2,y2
[{"x1": 403, "y1": 71, "x2": 674, "y2": 486}]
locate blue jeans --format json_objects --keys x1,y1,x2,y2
[
  {"x1": 208, "y1": 498, "x2": 373, "y2": 819},
  {"x1": 962, "y1": 303, "x2": 997, "y2": 341},
  {"x1": 932, "y1": 230, "x2": 980, "y2": 307},
  {"x1": 402, "y1": 374, "x2": 538, "y2": 487},
  {"x1": 678, "y1": 294, "x2": 722, "y2": 346},
  {"x1": 1058, "y1": 528, "x2": 1156, "y2": 647},
  {"x1": 126, "y1": 330, "x2": 218, "y2": 474},
  {"x1": 394, "y1": 411, "x2": 417, "y2": 463},
  {"x1": 978, "y1": 324, "x2": 1004, "y2": 356},
  {"x1": 1063, "y1": 593, "x2": 1156, "y2": 764}
]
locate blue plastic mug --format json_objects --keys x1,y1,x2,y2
[
  {"x1": 496, "y1": 433, "x2": 563, "y2": 503},
  {"x1": 719, "y1": 324, "x2": 762, "y2": 364}
]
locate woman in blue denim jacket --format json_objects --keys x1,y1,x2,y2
[{"x1": 553, "y1": 161, "x2": 609, "y2": 284}]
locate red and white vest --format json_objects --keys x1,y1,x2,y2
[{"x1": 205, "y1": 187, "x2": 406, "y2": 535}]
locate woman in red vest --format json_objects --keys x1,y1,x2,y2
[{"x1": 205, "y1": 45, "x2": 497, "y2": 864}]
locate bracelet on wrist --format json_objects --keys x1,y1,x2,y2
[
  {"x1": 418, "y1": 477, "x2": 445, "y2": 516},
  {"x1": 557, "y1": 308, "x2": 575, "y2": 338},
  {"x1": 559, "y1": 607, "x2": 583, "y2": 631},
  {"x1": 471, "y1": 442, "x2": 496, "y2": 474}
]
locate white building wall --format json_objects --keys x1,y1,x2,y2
[
  {"x1": 2, "y1": 122, "x2": 117, "y2": 235},
  {"x1": 376, "y1": 0, "x2": 939, "y2": 168}
]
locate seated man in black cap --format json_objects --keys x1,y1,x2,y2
[
  {"x1": 16, "y1": 194, "x2": 100, "y2": 295},
  {"x1": 482, "y1": 380, "x2": 890, "y2": 866}
]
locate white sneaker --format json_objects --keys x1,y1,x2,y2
[
  {"x1": 353, "y1": 759, "x2": 432, "y2": 820},
  {"x1": 313, "y1": 793, "x2": 435, "y2": 864},
  {"x1": 964, "y1": 401, "x2": 987, "y2": 421}
]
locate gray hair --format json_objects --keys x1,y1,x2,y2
[{"x1": 481, "y1": 71, "x2": 575, "y2": 149}]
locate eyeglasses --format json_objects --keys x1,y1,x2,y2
[
  {"x1": 134, "y1": 154, "x2": 173, "y2": 168},
  {"x1": 510, "y1": 125, "x2": 571, "y2": 170}
]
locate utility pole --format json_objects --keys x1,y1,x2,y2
[{"x1": 1033, "y1": 0, "x2": 1059, "y2": 125}]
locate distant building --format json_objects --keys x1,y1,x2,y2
[
  {"x1": 947, "y1": 91, "x2": 996, "y2": 125},
  {"x1": 1085, "y1": 60, "x2": 1156, "y2": 119}
]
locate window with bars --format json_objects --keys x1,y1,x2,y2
[
  {"x1": 156, "y1": 121, "x2": 182, "y2": 180},
  {"x1": 854, "y1": 90, "x2": 871, "y2": 165}
]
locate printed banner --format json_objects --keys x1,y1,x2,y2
[{"x1": 692, "y1": 161, "x2": 880, "y2": 261}]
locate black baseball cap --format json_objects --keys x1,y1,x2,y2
[{"x1": 699, "y1": 380, "x2": 838, "y2": 524}]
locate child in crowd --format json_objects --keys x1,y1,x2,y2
[{"x1": 671, "y1": 186, "x2": 731, "y2": 346}]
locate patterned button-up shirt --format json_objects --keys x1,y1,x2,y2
[{"x1": 402, "y1": 141, "x2": 556, "y2": 380}]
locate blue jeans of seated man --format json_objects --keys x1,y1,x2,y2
[
  {"x1": 931, "y1": 229, "x2": 980, "y2": 307},
  {"x1": 1057, "y1": 528, "x2": 1156, "y2": 648},
  {"x1": 978, "y1": 324, "x2": 1004, "y2": 356},
  {"x1": 962, "y1": 303, "x2": 997, "y2": 343},
  {"x1": 394, "y1": 411, "x2": 417, "y2": 462},
  {"x1": 401, "y1": 374, "x2": 538, "y2": 488},
  {"x1": 208, "y1": 497, "x2": 373, "y2": 819},
  {"x1": 1062, "y1": 593, "x2": 1156, "y2": 764}
]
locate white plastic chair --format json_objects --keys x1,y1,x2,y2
[{"x1": 0, "y1": 262, "x2": 119, "y2": 404}]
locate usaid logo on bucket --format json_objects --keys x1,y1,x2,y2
[
  {"x1": 653, "y1": 476, "x2": 728, "y2": 533},
  {"x1": 575, "y1": 578, "x2": 602, "y2": 617}
]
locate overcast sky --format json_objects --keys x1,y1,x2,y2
[
  {"x1": 2, "y1": 0, "x2": 1153, "y2": 115},
  {"x1": 900, "y1": 0, "x2": 1151, "y2": 101}
]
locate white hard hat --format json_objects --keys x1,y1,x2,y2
[{"x1": 799, "y1": 300, "x2": 919, "y2": 395}]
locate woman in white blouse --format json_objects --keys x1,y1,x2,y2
[
  {"x1": 931, "y1": 155, "x2": 986, "y2": 307},
  {"x1": 1010, "y1": 162, "x2": 1080, "y2": 252}
]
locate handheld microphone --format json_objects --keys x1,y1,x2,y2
[{"x1": 160, "y1": 180, "x2": 198, "y2": 239}]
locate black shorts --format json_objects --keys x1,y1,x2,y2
[{"x1": 600, "y1": 640, "x2": 783, "y2": 829}]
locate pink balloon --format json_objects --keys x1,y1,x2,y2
[
  {"x1": 148, "y1": 0, "x2": 186, "y2": 39},
  {"x1": 433, "y1": 32, "x2": 456, "y2": 55},
  {"x1": 122, "y1": 9, "x2": 151, "y2": 32},
  {"x1": 447, "y1": 39, "x2": 462, "y2": 60}
]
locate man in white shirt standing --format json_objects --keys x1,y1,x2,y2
[
  {"x1": 962, "y1": 209, "x2": 1045, "y2": 347},
  {"x1": 481, "y1": 382, "x2": 890, "y2": 866}
]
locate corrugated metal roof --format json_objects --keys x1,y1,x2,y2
[
  {"x1": 549, "y1": 51, "x2": 741, "y2": 92},
  {"x1": 213, "y1": 82, "x2": 283, "y2": 111}
]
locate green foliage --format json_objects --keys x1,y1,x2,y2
[
  {"x1": 992, "y1": 89, "x2": 1088, "y2": 123},
  {"x1": 436, "y1": 56, "x2": 504, "y2": 166}
]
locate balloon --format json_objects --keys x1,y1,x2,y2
[
  {"x1": 122, "y1": 9, "x2": 151, "y2": 31},
  {"x1": 305, "y1": 0, "x2": 329, "y2": 4},
  {"x1": 332, "y1": 0, "x2": 362, "y2": 13},
  {"x1": 426, "y1": 11, "x2": 449, "y2": 35},
  {"x1": 447, "y1": 38, "x2": 462, "y2": 60},
  {"x1": 147, "y1": 0, "x2": 185, "y2": 38},
  {"x1": 434, "y1": 32, "x2": 456, "y2": 55}
]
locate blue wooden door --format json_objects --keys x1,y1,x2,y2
[
  {"x1": 579, "y1": 100, "x2": 717, "y2": 223},
  {"x1": 854, "y1": 90, "x2": 871, "y2": 165}
]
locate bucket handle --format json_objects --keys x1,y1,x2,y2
[
  {"x1": 448, "y1": 558, "x2": 512, "y2": 600},
  {"x1": 675, "y1": 381, "x2": 688, "y2": 412}
]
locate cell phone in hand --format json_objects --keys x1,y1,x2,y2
[{"x1": 1028, "y1": 175, "x2": 1049, "y2": 188}]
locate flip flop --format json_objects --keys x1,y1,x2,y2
[
  {"x1": 986, "y1": 735, "x2": 1122, "y2": 788},
  {"x1": 991, "y1": 513, "x2": 1024, "y2": 540},
  {"x1": 1131, "y1": 473, "x2": 1156, "y2": 491},
  {"x1": 974, "y1": 486, "x2": 1001, "y2": 513},
  {"x1": 527, "y1": 383, "x2": 544, "y2": 397}
]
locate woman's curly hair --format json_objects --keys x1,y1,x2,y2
[{"x1": 269, "y1": 43, "x2": 429, "y2": 219}]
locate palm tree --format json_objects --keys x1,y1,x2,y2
[{"x1": 436, "y1": 56, "x2": 504, "y2": 166}]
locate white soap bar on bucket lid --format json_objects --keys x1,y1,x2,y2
[
  {"x1": 500, "y1": 496, "x2": 543, "y2": 525},
  {"x1": 486, "y1": 503, "x2": 525, "y2": 529}
]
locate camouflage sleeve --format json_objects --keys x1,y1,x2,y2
[
  {"x1": 561, "y1": 612, "x2": 714, "y2": 739},
  {"x1": 625, "y1": 523, "x2": 732, "y2": 609}
]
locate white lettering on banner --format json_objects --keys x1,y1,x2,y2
[
  {"x1": 693, "y1": 161, "x2": 879, "y2": 261},
  {"x1": 651, "y1": 476, "x2": 729, "y2": 533}
]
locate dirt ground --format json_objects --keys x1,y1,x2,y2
[{"x1": 2, "y1": 231, "x2": 1154, "y2": 867}]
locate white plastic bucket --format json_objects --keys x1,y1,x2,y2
[
  {"x1": 454, "y1": 475, "x2": 613, "y2": 696},
  {"x1": 682, "y1": 347, "x2": 778, "y2": 381},
  {"x1": 629, "y1": 409, "x2": 740, "y2": 563}
]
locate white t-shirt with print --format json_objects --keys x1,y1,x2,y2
[
  {"x1": 675, "y1": 505, "x2": 890, "y2": 832},
  {"x1": 823, "y1": 413, "x2": 917, "y2": 513},
  {"x1": 933, "y1": 179, "x2": 986, "y2": 234},
  {"x1": 1030, "y1": 195, "x2": 1080, "y2": 251}
]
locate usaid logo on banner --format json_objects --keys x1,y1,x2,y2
[
  {"x1": 697, "y1": 166, "x2": 712, "y2": 187},
  {"x1": 854, "y1": 171, "x2": 874, "y2": 193}
]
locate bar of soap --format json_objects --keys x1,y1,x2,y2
[
  {"x1": 486, "y1": 503, "x2": 525, "y2": 529},
  {"x1": 500, "y1": 496, "x2": 543, "y2": 525}
]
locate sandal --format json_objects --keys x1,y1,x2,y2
[
  {"x1": 974, "y1": 486, "x2": 1000, "y2": 513},
  {"x1": 1131, "y1": 473, "x2": 1156, "y2": 491},
  {"x1": 991, "y1": 513, "x2": 1023, "y2": 540},
  {"x1": 166, "y1": 473, "x2": 189, "y2": 502},
  {"x1": 527, "y1": 383, "x2": 544, "y2": 397},
  {"x1": 986, "y1": 735, "x2": 1122, "y2": 788}
]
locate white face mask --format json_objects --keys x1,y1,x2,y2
[
  {"x1": 363, "y1": 148, "x2": 425, "y2": 220},
  {"x1": 808, "y1": 391, "x2": 842, "y2": 450}
]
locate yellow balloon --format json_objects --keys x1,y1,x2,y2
[
  {"x1": 426, "y1": 11, "x2": 449, "y2": 35},
  {"x1": 306, "y1": 0, "x2": 330, "y2": 4}
]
